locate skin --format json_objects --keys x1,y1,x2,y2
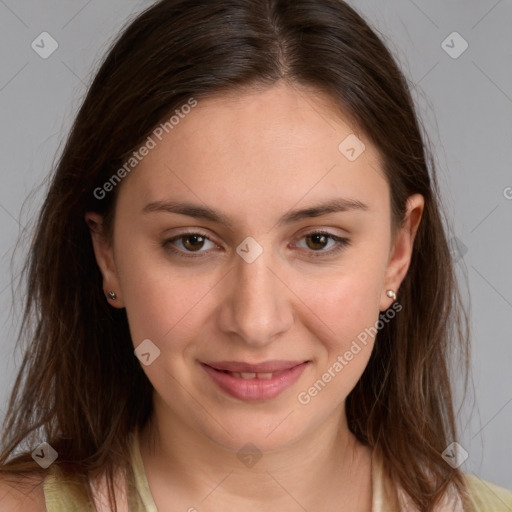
[{"x1": 85, "y1": 81, "x2": 424, "y2": 512}]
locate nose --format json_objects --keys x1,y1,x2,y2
[{"x1": 217, "y1": 245, "x2": 294, "y2": 348}]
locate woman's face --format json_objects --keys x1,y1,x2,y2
[{"x1": 89, "y1": 82, "x2": 423, "y2": 452}]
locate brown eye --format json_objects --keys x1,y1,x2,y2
[
  {"x1": 305, "y1": 233, "x2": 329, "y2": 251},
  {"x1": 295, "y1": 230, "x2": 351, "y2": 258},
  {"x1": 162, "y1": 232, "x2": 217, "y2": 257},
  {"x1": 182, "y1": 234, "x2": 206, "y2": 251}
]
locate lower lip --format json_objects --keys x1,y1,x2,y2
[{"x1": 200, "y1": 362, "x2": 308, "y2": 401}]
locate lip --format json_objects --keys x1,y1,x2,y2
[
  {"x1": 200, "y1": 360, "x2": 309, "y2": 401},
  {"x1": 202, "y1": 360, "x2": 306, "y2": 373}
]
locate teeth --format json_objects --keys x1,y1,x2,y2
[{"x1": 229, "y1": 371, "x2": 275, "y2": 379}]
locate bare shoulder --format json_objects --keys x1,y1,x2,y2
[{"x1": 0, "y1": 472, "x2": 46, "y2": 512}]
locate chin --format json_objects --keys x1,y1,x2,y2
[{"x1": 194, "y1": 408, "x2": 313, "y2": 454}]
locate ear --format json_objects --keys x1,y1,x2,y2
[
  {"x1": 85, "y1": 212, "x2": 124, "y2": 308},
  {"x1": 379, "y1": 193, "x2": 424, "y2": 311}
]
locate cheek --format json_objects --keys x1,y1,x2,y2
[
  {"x1": 293, "y1": 255, "x2": 385, "y2": 390},
  {"x1": 113, "y1": 237, "x2": 213, "y2": 348},
  {"x1": 120, "y1": 269, "x2": 216, "y2": 350},
  {"x1": 300, "y1": 259, "x2": 384, "y2": 340},
  {"x1": 294, "y1": 287, "x2": 379, "y2": 409}
]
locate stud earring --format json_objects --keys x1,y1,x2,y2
[
  {"x1": 386, "y1": 290, "x2": 397, "y2": 301},
  {"x1": 107, "y1": 291, "x2": 117, "y2": 300}
]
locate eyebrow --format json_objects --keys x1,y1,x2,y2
[{"x1": 142, "y1": 197, "x2": 369, "y2": 229}]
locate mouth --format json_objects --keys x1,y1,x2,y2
[
  {"x1": 211, "y1": 369, "x2": 286, "y2": 379},
  {"x1": 200, "y1": 360, "x2": 309, "y2": 401}
]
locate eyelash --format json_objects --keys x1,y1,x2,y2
[{"x1": 161, "y1": 230, "x2": 351, "y2": 259}]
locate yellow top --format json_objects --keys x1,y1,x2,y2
[{"x1": 43, "y1": 430, "x2": 512, "y2": 511}]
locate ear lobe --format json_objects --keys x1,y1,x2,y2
[
  {"x1": 85, "y1": 212, "x2": 124, "y2": 308},
  {"x1": 380, "y1": 194, "x2": 424, "y2": 310}
]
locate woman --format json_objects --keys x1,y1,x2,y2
[{"x1": 1, "y1": 0, "x2": 511, "y2": 510}]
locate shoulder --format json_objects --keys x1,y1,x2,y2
[
  {"x1": 463, "y1": 473, "x2": 512, "y2": 511},
  {"x1": 0, "y1": 472, "x2": 46, "y2": 511}
]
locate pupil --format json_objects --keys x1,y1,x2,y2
[
  {"x1": 184, "y1": 235, "x2": 204, "y2": 251},
  {"x1": 308, "y1": 234, "x2": 326, "y2": 250}
]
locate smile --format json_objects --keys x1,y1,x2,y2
[{"x1": 200, "y1": 361, "x2": 309, "y2": 401}]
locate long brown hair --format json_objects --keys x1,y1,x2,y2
[{"x1": 1, "y1": 0, "x2": 473, "y2": 510}]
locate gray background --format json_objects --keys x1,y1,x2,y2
[{"x1": 1, "y1": 0, "x2": 511, "y2": 492}]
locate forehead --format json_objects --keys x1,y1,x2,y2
[{"x1": 118, "y1": 82, "x2": 389, "y2": 224}]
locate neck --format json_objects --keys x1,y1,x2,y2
[{"x1": 139, "y1": 400, "x2": 373, "y2": 511}]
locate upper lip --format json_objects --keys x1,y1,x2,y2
[{"x1": 202, "y1": 360, "x2": 307, "y2": 373}]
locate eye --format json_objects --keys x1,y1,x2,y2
[
  {"x1": 162, "y1": 229, "x2": 351, "y2": 259},
  {"x1": 162, "y1": 231, "x2": 217, "y2": 257},
  {"x1": 294, "y1": 230, "x2": 351, "y2": 257}
]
